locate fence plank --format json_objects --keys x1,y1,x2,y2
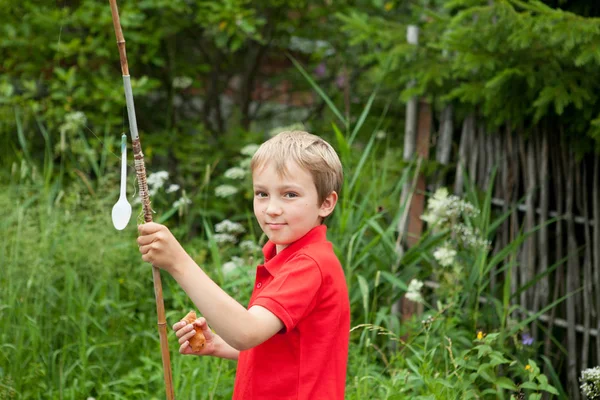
[
  {"x1": 581, "y1": 163, "x2": 593, "y2": 371},
  {"x1": 545, "y1": 138, "x2": 564, "y2": 359},
  {"x1": 434, "y1": 104, "x2": 453, "y2": 189},
  {"x1": 454, "y1": 114, "x2": 474, "y2": 194},
  {"x1": 594, "y1": 155, "x2": 600, "y2": 364},
  {"x1": 565, "y1": 148, "x2": 580, "y2": 400},
  {"x1": 534, "y1": 131, "x2": 549, "y2": 339}
]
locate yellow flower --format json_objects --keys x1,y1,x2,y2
[
  {"x1": 476, "y1": 330, "x2": 484, "y2": 340},
  {"x1": 525, "y1": 364, "x2": 532, "y2": 371},
  {"x1": 384, "y1": 2, "x2": 393, "y2": 11},
  {"x1": 219, "y1": 21, "x2": 227, "y2": 31}
]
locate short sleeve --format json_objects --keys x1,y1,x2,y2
[{"x1": 251, "y1": 254, "x2": 322, "y2": 332}]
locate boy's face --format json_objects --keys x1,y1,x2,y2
[{"x1": 252, "y1": 161, "x2": 336, "y2": 253}]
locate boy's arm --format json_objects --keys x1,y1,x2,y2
[
  {"x1": 138, "y1": 223, "x2": 284, "y2": 351},
  {"x1": 172, "y1": 256, "x2": 284, "y2": 351},
  {"x1": 212, "y1": 335, "x2": 241, "y2": 360}
]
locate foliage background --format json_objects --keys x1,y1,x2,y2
[{"x1": 2, "y1": 0, "x2": 599, "y2": 398}]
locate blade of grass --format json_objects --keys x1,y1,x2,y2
[{"x1": 288, "y1": 54, "x2": 347, "y2": 129}]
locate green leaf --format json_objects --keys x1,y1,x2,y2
[
  {"x1": 495, "y1": 377, "x2": 517, "y2": 391},
  {"x1": 356, "y1": 274, "x2": 370, "y2": 318}
]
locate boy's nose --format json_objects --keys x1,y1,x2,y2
[{"x1": 265, "y1": 200, "x2": 283, "y2": 216}]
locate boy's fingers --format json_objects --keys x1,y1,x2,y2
[
  {"x1": 195, "y1": 318, "x2": 213, "y2": 339},
  {"x1": 137, "y1": 233, "x2": 157, "y2": 246},
  {"x1": 175, "y1": 323, "x2": 195, "y2": 338},
  {"x1": 172, "y1": 321, "x2": 185, "y2": 331},
  {"x1": 139, "y1": 243, "x2": 158, "y2": 255},
  {"x1": 137, "y1": 222, "x2": 163, "y2": 235},
  {"x1": 179, "y1": 341, "x2": 190, "y2": 354},
  {"x1": 178, "y1": 329, "x2": 197, "y2": 345}
]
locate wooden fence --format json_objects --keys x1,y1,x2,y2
[{"x1": 407, "y1": 102, "x2": 599, "y2": 399}]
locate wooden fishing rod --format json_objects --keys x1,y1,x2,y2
[{"x1": 107, "y1": 1, "x2": 175, "y2": 398}]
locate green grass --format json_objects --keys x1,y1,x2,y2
[
  {"x1": 0, "y1": 177, "x2": 405, "y2": 399},
  {"x1": 0, "y1": 183, "x2": 239, "y2": 399}
]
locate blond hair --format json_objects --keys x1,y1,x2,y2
[{"x1": 250, "y1": 131, "x2": 343, "y2": 205}]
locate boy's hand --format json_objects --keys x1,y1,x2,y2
[
  {"x1": 137, "y1": 222, "x2": 190, "y2": 273},
  {"x1": 173, "y1": 317, "x2": 217, "y2": 357}
]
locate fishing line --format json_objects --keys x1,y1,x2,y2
[{"x1": 54, "y1": 1, "x2": 140, "y2": 198}]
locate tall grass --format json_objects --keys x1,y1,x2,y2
[{"x1": 1, "y1": 62, "x2": 571, "y2": 398}]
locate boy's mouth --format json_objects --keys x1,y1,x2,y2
[{"x1": 266, "y1": 222, "x2": 286, "y2": 229}]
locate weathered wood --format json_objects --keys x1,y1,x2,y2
[
  {"x1": 483, "y1": 129, "x2": 495, "y2": 189},
  {"x1": 393, "y1": 25, "x2": 422, "y2": 325},
  {"x1": 594, "y1": 155, "x2": 600, "y2": 363},
  {"x1": 469, "y1": 122, "x2": 480, "y2": 186},
  {"x1": 545, "y1": 137, "x2": 564, "y2": 360},
  {"x1": 524, "y1": 137, "x2": 536, "y2": 313},
  {"x1": 500, "y1": 129, "x2": 510, "y2": 280},
  {"x1": 455, "y1": 114, "x2": 475, "y2": 195},
  {"x1": 397, "y1": 25, "x2": 419, "y2": 238},
  {"x1": 506, "y1": 130, "x2": 520, "y2": 302},
  {"x1": 533, "y1": 131, "x2": 549, "y2": 339},
  {"x1": 406, "y1": 100, "x2": 432, "y2": 247},
  {"x1": 489, "y1": 198, "x2": 595, "y2": 226},
  {"x1": 517, "y1": 133, "x2": 529, "y2": 309},
  {"x1": 564, "y1": 147, "x2": 579, "y2": 400},
  {"x1": 580, "y1": 163, "x2": 593, "y2": 372},
  {"x1": 434, "y1": 104, "x2": 454, "y2": 189},
  {"x1": 489, "y1": 133, "x2": 504, "y2": 292},
  {"x1": 477, "y1": 125, "x2": 486, "y2": 187}
]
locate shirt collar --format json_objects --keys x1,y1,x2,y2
[{"x1": 261, "y1": 224, "x2": 328, "y2": 274}]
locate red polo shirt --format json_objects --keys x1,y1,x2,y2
[{"x1": 232, "y1": 225, "x2": 350, "y2": 400}]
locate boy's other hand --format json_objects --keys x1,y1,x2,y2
[
  {"x1": 137, "y1": 222, "x2": 190, "y2": 273},
  {"x1": 173, "y1": 317, "x2": 217, "y2": 357}
]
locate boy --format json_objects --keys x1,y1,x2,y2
[{"x1": 137, "y1": 131, "x2": 350, "y2": 399}]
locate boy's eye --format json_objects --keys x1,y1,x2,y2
[
  {"x1": 254, "y1": 191, "x2": 268, "y2": 198},
  {"x1": 284, "y1": 192, "x2": 299, "y2": 199}
]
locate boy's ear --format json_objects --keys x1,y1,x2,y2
[{"x1": 319, "y1": 191, "x2": 338, "y2": 218}]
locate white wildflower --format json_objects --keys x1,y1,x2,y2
[
  {"x1": 173, "y1": 76, "x2": 193, "y2": 89},
  {"x1": 452, "y1": 223, "x2": 490, "y2": 250},
  {"x1": 222, "y1": 261, "x2": 238, "y2": 275},
  {"x1": 147, "y1": 171, "x2": 169, "y2": 191},
  {"x1": 59, "y1": 111, "x2": 87, "y2": 136},
  {"x1": 433, "y1": 245, "x2": 457, "y2": 267},
  {"x1": 224, "y1": 167, "x2": 247, "y2": 180},
  {"x1": 405, "y1": 279, "x2": 424, "y2": 303},
  {"x1": 581, "y1": 366, "x2": 600, "y2": 399},
  {"x1": 215, "y1": 185, "x2": 238, "y2": 198},
  {"x1": 222, "y1": 256, "x2": 245, "y2": 275},
  {"x1": 215, "y1": 219, "x2": 245, "y2": 234},
  {"x1": 421, "y1": 187, "x2": 480, "y2": 227},
  {"x1": 240, "y1": 240, "x2": 261, "y2": 253},
  {"x1": 173, "y1": 197, "x2": 192, "y2": 208},
  {"x1": 375, "y1": 130, "x2": 387, "y2": 140},
  {"x1": 240, "y1": 144, "x2": 260, "y2": 157},
  {"x1": 239, "y1": 158, "x2": 252, "y2": 170},
  {"x1": 213, "y1": 233, "x2": 238, "y2": 244},
  {"x1": 166, "y1": 184, "x2": 180, "y2": 193}
]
